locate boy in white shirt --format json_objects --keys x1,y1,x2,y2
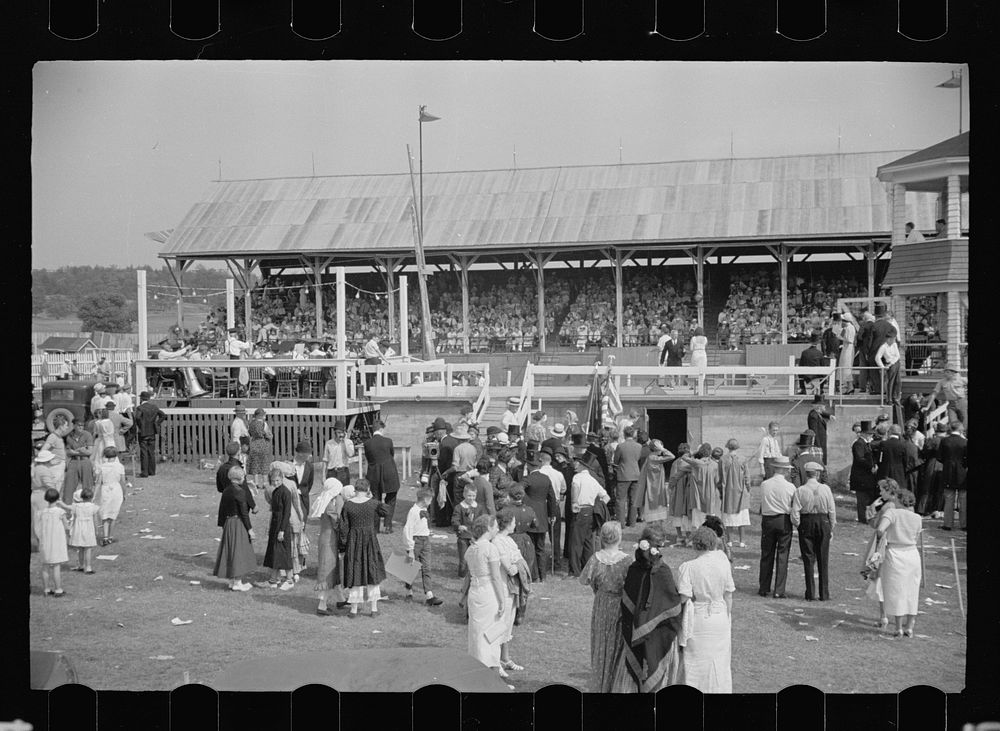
[{"x1": 404, "y1": 487, "x2": 443, "y2": 606}]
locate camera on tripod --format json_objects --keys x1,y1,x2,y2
[{"x1": 423, "y1": 439, "x2": 440, "y2": 461}]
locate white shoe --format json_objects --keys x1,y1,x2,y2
[
  {"x1": 279, "y1": 580, "x2": 295, "y2": 591},
  {"x1": 232, "y1": 582, "x2": 251, "y2": 592}
]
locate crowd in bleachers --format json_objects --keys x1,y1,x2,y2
[{"x1": 717, "y1": 267, "x2": 868, "y2": 348}]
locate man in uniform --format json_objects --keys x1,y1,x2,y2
[
  {"x1": 757, "y1": 455, "x2": 796, "y2": 599},
  {"x1": 849, "y1": 420, "x2": 877, "y2": 522},
  {"x1": 133, "y1": 391, "x2": 166, "y2": 478},
  {"x1": 791, "y1": 462, "x2": 836, "y2": 601}
]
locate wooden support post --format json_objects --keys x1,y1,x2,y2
[
  {"x1": 226, "y1": 278, "x2": 235, "y2": 330},
  {"x1": 612, "y1": 249, "x2": 624, "y2": 348},
  {"x1": 336, "y1": 267, "x2": 347, "y2": 408},
  {"x1": 399, "y1": 274, "x2": 409, "y2": 358},
  {"x1": 385, "y1": 258, "x2": 398, "y2": 343},
  {"x1": 780, "y1": 246, "x2": 789, "y2": 345},
  {"x1": 946, "y1": 175, "x2": 962, "y2": 239},
  {"x1": 313, "y1": 258, "x2": 324, "y2": 338},
  {"x1": 529, "y1": 252, "x2": 555, "y2": 353},
  {"x1": 866, "y1": 245, "x2": 877, "y2": 301},
  {"x1": 136, "y1": 271, "x2": 148, "y2": 386},
  {"x1": 243, "y1": 259, "x2": 254, "y2": 341},
  {"x1": 460, "y1": 259, "x2": 471, "y2": 354},
  {"x1": 695, "y1": 246, "x2": 705, "y2": 329}
]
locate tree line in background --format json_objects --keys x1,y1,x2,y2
[{"x1": 32, "y1": 265, "x2": 228, "y2": 332}]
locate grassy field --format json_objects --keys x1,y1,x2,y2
[
  {"x1": 32, "y1": 309, "x2": 211, "y2": 334},
  {"x1": 28, "y1": 463, "x2": 967, "y2": 693}
]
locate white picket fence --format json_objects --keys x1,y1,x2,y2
[{"x1": 31, "y1": 349, "x2": 137, "y2": 388}]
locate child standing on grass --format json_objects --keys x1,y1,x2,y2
[
  {"x1": 39, "y1": 488, "x2": 72, "y2": 597},
  {"x1": 263, "y1": 468, "x2": 295, "y2": 590},
  {"x1": 453, "y1": 484, "x2": 486, "y2": 577},
  {"x1": 403, "y1": 487, "x2": 444, "y2": 607},
  {"x1": 96, "y1": 446, "x2": 128, "y2": 547},
  {"x1": 69, "y1": 487, "x2": 101, "y2": 574}
]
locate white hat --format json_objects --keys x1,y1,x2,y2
[
  {"x1": 35, "y1": 450, "x2": 55, "y2": 463},
  {"x1": 452, "y1": 423, "x2": 472, "y2": 440},
  {"x1": 93, "y1": 383, "x2": 105, "y2": 392},
  {"x1": 496, "y1": 432, "x2": 510, "y2": 445},
  {"x1": 507, "y1": 397, "x2": 520, "y2": 407},
  {"x1": 803, "y1": 462, "x2": 825, "y2": 473},
  {"x1": 550, "y1": 423, "x2": 566, "y2": 438}
]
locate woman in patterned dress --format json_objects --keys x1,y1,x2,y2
[
  {"x1": 247, "y1": 408, "x2": 273, "y2": 493},
  {"x1": 311, "y1": 477, "x2": 352, "y2": 615},
  {"x1": 339, "y1": 478, "x2": 388, "y2": 618},
  {"x1": 580, "y1": 521, "x2": 633, "y2": 693}
]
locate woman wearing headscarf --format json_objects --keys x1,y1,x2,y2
[
  {"x1": 311, "y1": 476, "x2": 353, "y2": 615},
  {"x1": 639, "y1": 440, "x2": 674, "y2": 524},
  {"x1": 339, "y1": 478, "x2": 389, "y2": 618},
  {"x1": 620, "y1": 522, "x2": 684, "y2": 693},
  {"x1": 579, "y1": 521, "x2": 632, "y2": 693},
  {"x1": 679, "y1": 443, "x2": 722, "y2": 529},
  {"x1": 668, "y1": 443, "x2": 696, "y2": 546},
  {"x1": 719, "y1": 439, "x2": 751, "y2": 548},
  {"x1": 874, "y1": 489, "x2": 923, "y2": 638},
  {"x1": 677, "y1": 526, "x2": 735, "y2": 692},
  {"x1": 270, "y1": 461, "x2": 307, "y2": 582}
]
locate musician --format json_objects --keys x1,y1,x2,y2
[
  {"x1": 322, "y1": 418, "x2": 355, "y2": 484},
  {"x1": 155, "y1": 338, "x2": 192, "y2": 395},
  {"x1": 186, "y1": 341, "x2": 215, "y2": 392},
  {"x1": 225, "y1": 328, "x2": 251, "y2": 394}
]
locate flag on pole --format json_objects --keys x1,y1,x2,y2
[
  {"x1": 419, "y1": 106, "x2": 441, "y2": 123},
  {"x1": 512, "y1": 363, "x2": 534, "y2": 430},
  {"x1": 602, "y1": 372, "x2": 623, "y2": 429},
  {"x1": 937, "y1": 72, "x2": 961, "y2": 89},
  {"x1": 584, "y1": 368, "x2": 603, "y2": 435}
]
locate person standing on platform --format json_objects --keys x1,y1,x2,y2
[
  {"x1": 938, "y1": 421, "x2": 967, "y2": 532},
  {"x1": 523, "y1": 450, "x2": 559, "y2": 582},
  {"x1": 757, "y1": 456, "x2": 796, "y2": 599},
  {"x1": 807, "y1": 402, "x2": 832, "y2": 465},
  {"x1": 850, "y1": 421, "x2": 877, "y2": 523},
  {"x1": 756, "y1": 422, "x2": 784, "y2": 482},
  {"x1": 226, "y1": 327, "x2": 251, "y2": 389},
  {"x1": 501, "y1": 397, "x2": 521, "y2": 433},
  {"x1": 857, "y1": 311, "x2": 877, "y2": 394},
  {"x1": 132, "y1": 391, "x2": 165, "y2": 479},
  {"x1": 613, "y1": 426, "x2": 643, "y2": 527},
  {"x1": 875, "y1": 329, "x2": 903, "y2": 425},
  {"x1": 433, "y1": 421, "x2": 459, "y2": 526},
  {"x1": 639, "y1": 439, "x2": 674, "y2": 526},
  {"x1": 791, "y1": 462, "x2": 836, "y2": 601},
  {"x1": 362, "y1": 332, "x2": 386, "y2": 391},
  {"x1": 363, "y1": 421, "x2": 400, "y2": 534},
  {"x1": 322, "y1": 419, "x2": 355, "y2": 485},
  {"x1": 838, "y1": 304, "x2": 859, "y2": 394}
]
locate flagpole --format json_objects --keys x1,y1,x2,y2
[
  {"x1": 419, "y1": 108, "x2": 424, "y2": 239},
  {"x1": 406, "y1": 144, "x2": 436, "y2": 358}
]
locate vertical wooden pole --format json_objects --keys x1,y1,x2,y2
[
  {"x1": 243, "y1": 259, "x2": 253, "y2": 341},
  {"x1": 695, "y1": 246, "x2": 705, "y2": 329},
  {"x1": 176, "y1": 262, "x2": 184, "y2": 330},
  {"x1": 399, "y1": 274, "x2": 409, "y2": 358},
  {"x1": 866, "y1": 247, "x2": 876, "y2": 301},
  {"x1": 336, "y1": 267, "x2": 347, "y2": 408},
  {"x1": 534, "y1": 254, "x2": 547, "y2": 353},
  {"x1": 780, "y1": 246, "x2": 789, "y2": 345},
  {"x1": 946, "y1": 174, "x2": 962, "y2": 239},
  {"x1": 614, "y1": 251, "x2": 624, "y2": 348},
  {"x1": 386, "y1": 259, "x2": 397, "y2": 342},
  {"x1": 136, "y1": 270, "x2": 148, "y2": 394},
  {"x1": 461, "y1": 258, "x2": 471, "y2": 354},
  {"x1": 226, "y1": 278, "x2": 235, "y2": 330},
  {"x1": 313, "y1": 258, "x2": 324, "y2": 338}
]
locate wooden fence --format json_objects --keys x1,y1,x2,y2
[{"x1": 31, "y1": 349, "x2": 138, "y2": 388}]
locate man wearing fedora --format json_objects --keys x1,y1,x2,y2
[
  {"x1": 792, "y1": 461, "x2": 836, "y2": 601},
  {"x1": 613, "y1": 426, "x2": 643, "y2": 526},
  {"x1": 522, "y1": 446, "x2": 560, "y2": 582},
  {"x1": 537, "y1": 446, "x2": 568, "y2": 573},
  {"x1": 850, "y1": 420, "x2": 878, "y2": 522},
  {"x1": 364, "y1": 420, "x2": 400, "y2": 533},
  {"x1": 757, "y1": 455, "x2": 796, "y2": 599},
  {"x1": 441, "y1": 422, "x2": 478, "y2": 520},
  {"x1": 322, "y1": 419, "x2": 355, "y2": 486},
  {"x1": 807, "y1": 402, "x2": 833, "y2": 465}
]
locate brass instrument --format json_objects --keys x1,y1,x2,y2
[{"x1": 182, "y1": 367, "x2": 208, "y2": 397}]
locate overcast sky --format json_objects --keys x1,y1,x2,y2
[{"x1": 31, "y1": 61, "x2": 968, "y2": 270}]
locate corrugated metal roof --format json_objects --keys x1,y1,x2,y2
[
  {"x1": 879, "y1": 132, "x2": 969, "y2": 171},
  {"x1": 159, "y1": 152, "x2": 943, "y2": 259}
]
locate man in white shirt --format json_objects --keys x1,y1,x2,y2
[
  {"x1": 756, "y1": 421, "x2": 784, "y2": 480},
  {"x1": 92, "y1": 357, "x2": 112, "y2": 380},
  {"x1": 875, "y1": 328, "x2": 903, "y2": 425},
  {"x1": 362, "y1": 333, "x2": 385, "y2": 390},
  {"x1": 231, "y1": 406, "x2": 250, "y2": 451},
  {"x1": 226, "y1": 328, "x2": 251, "y2": 359},
  {"x1": 538, "y1": 448, "x2": 567, "y2": 561},
  {"x1": 322, "y1": 418, "x2": 355, "y2": 485},
  {"x1": 791, "y1": 462, "x2": 837, "y2": 601},
  {"x1": 500, "y1": 397, "x2": 521, "y2": 433},
  {"x1": 567, "y1": 457, "x2": 611, "y2": 575},
  {"x1": 758, "y1": 456, "x2": 796, "y2": 599},
  {"x1": 904, "y1": 222, "x2": 926, "y2": 243}
]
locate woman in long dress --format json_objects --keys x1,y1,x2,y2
[
  {"x1": 95, "y1": 446, "x2": 127, "y2": 547},
  {"x1": 688, "y1": 326, "x2": 708, "y2": 390},
  {"x1": 677, "y1": 527, "x2": 735, "y2": 693},
  {"x1": 463, "y1": 514, "x2": 508, "y2": 678},
  {"x1": 263, "y1": 467, "x2": 295, "y2": 590},
  {"x1": 668, "y1": 443, "x2": 695, "y2": 546},
  {"x1": 621, "y1": 522, "x2": 684, "y2": 693},
  {"x1": 311, "y1": 477, "x2": 351, "y2": 615},
  {"x1": 862, "y1": 478, "x2": 901, "y2": 628},
  {"x1": 247, "y1": 408, "x2": 274, "y2": 493},
  {"x1": 506, "y1": 484, "x2": 538, "y2": 582},
  {"x1": 838, "y1": 306, "x2": 858, "y2": 394},
  {"x1": 640, "y1": 440, "x2": 675, "y2": 524},
  {"x1": 91, "y1": 408, "x2": 116, "y2": 467},
  {"x1": 875, "y1": 489, "x2": 923, "y2": 638},
  {"x1": 213, "y1": 465, "x2": 258, "y2": 591},
  {"x1": 492, "y1": 508, "x2": 531, "y2": 675},
  {"x1": 719, "y1": 439, "x2": 751, "y2": 548},
  {"x1": 680, "y1": 443, "x2": 721, "y2": 528},
  {"x1": 579, "y1": 521, "x2": 632, "y2": 693},
  {"x1": 339, "y1": 478, "x2": 389, "y2": 618}
]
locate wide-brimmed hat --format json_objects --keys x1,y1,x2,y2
[
  {"x1": 485, "y1": 425, "x2": 501, "y2": 436},
  {"x1": 506, "y1": 397, "x2": 520, "y2": 408},
  {"x1": 803, "y1": 461, "x2": 824, "y2": 473},
  {"x1": 550, "y1": 423, "x2": 566, "y2": 438},
  {"x1": 495, "y1": 432, "x2": 510, "y2": 445},
  {"x1": 452, "y1": 423, "x2": 471, "y2": 440},
  {"x1": 35, "y1": 449, "x2": 55, "y2": 463},
  {"x1": 234, "y1": 406, "x2": 247, "y2": 414},
  {"x1": 333, "y1": 419, "x2": 347, "y2": 432},
  {"x1": 771, "y1": 455, "x2": 792, "y2": 469},
  {"x1": 431, "y1": 417, "x2": 448, "y2": 431}
]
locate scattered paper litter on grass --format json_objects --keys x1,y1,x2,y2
[
  {"x1": 139, "y1": 528, "x2": 152, "y2": 534},
  {"x1": 832, "y1": 620, "x2": 845, "y2": 628},
  {"x1": 916, "y1": 634, "x2": 930, "y2": 639},
  {"x1": 534, "y1": 630, "x2": 545, "y2": 634},
  {"x1": 539, "y1": 597, "x2": 551, "y2": 601},
  {"x1": 149, "y1": 655, "x2": 174, "y2": 661},
  {"x1": 202, "y1": 515, "x2": 210, "y2": 518},
  {"x1": 146, "y1": 521, "x2": 154, "y2": 524},
  {"x1": 153, "y1": 576, "x2": 163, "y2": 581},
  {"x1": 171, "y1": 618, "x2": 193, "y2": 626},
  {"x1": 189, "y1": 581, "x2": 201, "y2": 586},
  {"x1": 843, "y1": 610, "x2": 854, "y2": 615},
  {"x1": 189, "y1": 551, "x2": 208, "y2": 557},
  {"x1": 844, "y1": 587, "x2": 861, "y2": 591},
  {"x1": 116, "y1": 623, "x2": 125, "y2": 628},
  {"x1": 733, "y1": 565, "x2": 750, "y2": 570},
  {"x1": 764, "y1": 609, "x2": 776, "y2": 614},
  {"x1": 935, "y1": 584, "x2": 953, "y2": 589},
  {"x1": 179, "y1": 494, "x2": 198, "y2": 498},
  {"x1": 786, "y1": 656, "x2": 795, "y2": 660},
  {"x1": 115, "y1": 598, "x2": 122, "y2": 602},
  {"x1": 372, "y1": 630, "x2": 382, "y2": 634},
  {"x1": 842, "y1": 552, "x2": 859, "y2": 556},
  {"x1": 214, "y1": 538, "x2": 221, "y2": 542},
  {"x1": 125, "y1": 585, "x2": 134, "y2": 589},
  {"x1": 798, "y1": 622, "x2": 809, "y2": 626},
  {"x1": 805, "y1": 635, "x2": 819, "y2": 641},
  {"x1": 793, "y1": 608, "x2": 804, "y2": 613},
  {"x1": 169, "y1": 514, "x2": 180, "y2": 518},
  {"x1": 96, "y1": 555, "x2": 118, "y2": 561}
]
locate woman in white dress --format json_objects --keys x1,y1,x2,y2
[
  {"x1": 95, "y1": 446, "x2": 127, "y2": 546},
  {"x1": 492, "y1": 508, "x2": 529, "y2": 675},
  {"x1": 676, "y1": 526, "x2": 735, "y2": 693},
  {"x1": 462, "y1": 514, "x2": 508, "y2": 678},
  {"x1": 91, "y1": 408, "x2": 116, "y2": 467},
  {"x1": 863, "y1": 478, "x2": 901, "y2": 628},
  {"x1": 688, "y1": 326, "x2": 708, "y2": 391},
  {"x1": 874, "y1": 489, "x2": 923, "y2": 638},
  {"x1": 838, "y1": 304, "x2": 858, "y2": 394}
]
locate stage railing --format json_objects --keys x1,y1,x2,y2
[{"x1": 359, "y1": 361, "x2": 491, "y2": 398}]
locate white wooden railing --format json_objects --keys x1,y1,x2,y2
[{"x1": 359, "y1": 361, "x2": 491, "y2": 398}]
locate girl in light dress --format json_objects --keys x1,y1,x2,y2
[
  {"x1": 491, "y1": 508, "x2": 530, "y2": 676},
  {"x1": 95, "y1": 446, "x2": 128, "y2": 546},
  {"x1": 38, "y1": 488, "x2": 72, "y2": 597},
  {"x1": 69, "y1": 486, "x2": 101, "y2": 574},
  {"x1": 91, "y1": 408, "x2": 117, "y2": 467}
]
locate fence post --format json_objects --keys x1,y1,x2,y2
[
  {"x1": 444, "y1": 365, "x2": 452, "y2": 398},
  {"x1": 788, "y1": 356, "x2": 796, "y2": 397}
]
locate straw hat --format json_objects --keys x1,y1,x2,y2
[
  {"x1": 35, "y1": 450, "x2": 55, "y2": 463},
  {"x1": 550, "y1": 423, "x2": 567, "y2": 438},
  {"x1": 451, "y1": 423, "x2": 472, "y2": 440}
]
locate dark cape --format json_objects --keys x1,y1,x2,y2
[{"x1": 621, "y1": 549, "x2": 684, "y2": 693}]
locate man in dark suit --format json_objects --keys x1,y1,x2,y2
[
  {"x1": 216, "y1": 441, "x2": 244, "y2": 493},
  {"x1": 856, "y1": 312, "x2": 876, "y2": 393},
  {"x1": 664, "y1": 329, "x2": 684, "y2": 388},
  {"x1": 867, "y1": 307, "x2": 896, "y2": 395},
  {"x1": 849, "y1": 421, "x2": 877, "y2": 522},
  {"x1": 613, "y1": 426, "x2": 644, "y2": 526},
  {"x1": 937, "y1": 421, "x2": 967, "y2": 531},
  {"x1": 873, "y1": 424, "x2": 907, "y2": 487},
  {"x1": 364, "y1": 420, "x2": 401, "y2": 533},
  {"x1": 291, "y1": 440, "x2": 316, "y2": 515},
  {"x1": 541, "y1": 422, "x2": 567, "y2": 458},
  {"x1": 585, "y1": 431, "x2": 611, "y2": 489},
  {"x1": 798, "y1": 333, "x2": 827, "y2": 397},
  {"x1": 523, "y1": 452, "x2": 559, "y2": 581},
  {"x1": 133, "y1": 391, "x2": 165, "y2": 478},
  {"x1": 434, "y1": 422, "x2": 459, "y2": 527},
  {"x1": 807, "y1": 402, "x2": 832, "y2": 464}
]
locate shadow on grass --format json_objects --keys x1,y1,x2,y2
[
  {"x1": 252, "y1": 589, "x2": 323, "y2": 616},
  {"x1": 163, "y1": 551, "x2": 216, "y2": 571}
]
